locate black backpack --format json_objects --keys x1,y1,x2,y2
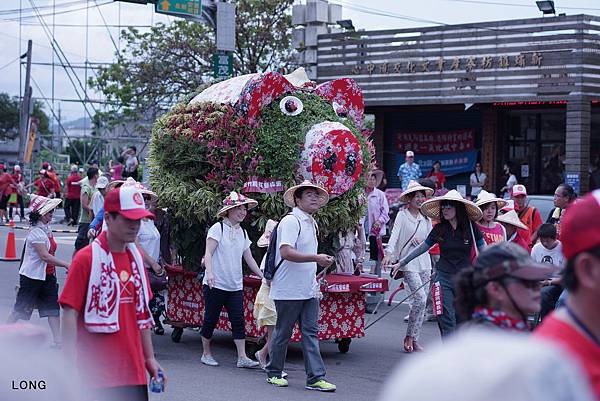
[{"x1": 263, "y1": 214, "x2": 301, "y2": 280}]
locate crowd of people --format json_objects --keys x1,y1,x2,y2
[{"x1": 1, "y1": 144, "x2": 598, "y2": 400}]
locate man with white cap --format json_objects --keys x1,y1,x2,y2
[
  {"x1": 397, "y1": 150, "x2": 422, "y2": 191},
  {"x1": 511, "y1": 184, "x2": 543, "y2": 245},
  {"x1": 60, "y1": 185, "x2": 166, "y2": 401},
  {"x1": 266, "y1": 181, "x2": 336, "y2": 392},
  {"x1": 535, "y1": 190, "x2": 600, "y2": 399}
]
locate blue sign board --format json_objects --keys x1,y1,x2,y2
[{"x1": 397, "y1": 150, "x2": 478, "y2": 177}]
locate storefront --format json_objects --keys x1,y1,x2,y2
[{"x1": 310, "y1": 14, "x2": 600, "y2": 194}]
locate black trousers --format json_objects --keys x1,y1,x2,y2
[
  {"x1": 64, "y1": 198, "x2": 80, "y2": 223},
  {"x1": 8, "y1": 195, "x2": 25, "y2": 219},
  {"x1": 201, "y1": 285, "x2": 245, "y2": 340}
]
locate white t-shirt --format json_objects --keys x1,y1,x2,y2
[
  {"x1": 19, "y1": 225, "x2": 52, "y2": 280},
  {"x1": 90, "y1": 191, "x2": 105, "y2": 217},
  {"x1": 138, "y1": 218, "x2": 161, "y2": 262},
  {"x1": 531, "y1": 241, "x2": 564, "y2": 275},
  {"x1": 204, "y1": 220, "x2": 251, "y2": 291},
  {"x1": 470, "y1": 172, "x2": 487, "y2": 196},
  {"x1": 270, "y1": 207, "x2": 319, "y2": 301}
]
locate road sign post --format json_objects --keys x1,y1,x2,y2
[{"x1": 213, "y1": 53, "x2": 233, "y2": 79}]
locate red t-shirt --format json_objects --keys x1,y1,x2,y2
[
  {"x1": 478, "y1": 223, "x2": 505, "y2": 245},
  {"x1": 535, "y1": 314, "x2": 600, "y2": 398},
  {"x1": 510, "y1": 228, "x2": 531, "y2": 253},
  {"x1": 66, "y1": 173, "x2": 82, "y2": 199},
  {"x1": 35, "y1": 177, "x2": 55, "y2": 197},
  {"x1": 58, "y1": 245, "x2": 153, "y2": 388},
  {"x1": 427, "y1": 171, "x2": 446, "y2": 190},
  {"x1": 0, "y1": 173, "x2": 15, "y2": 196}
]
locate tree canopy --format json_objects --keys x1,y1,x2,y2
[
  {"x1": 89, "y1": 0, "x2": 294, "y2": 134},
  {"x1": 0, "y1": 92, "x2": 50, "y2": 142}
]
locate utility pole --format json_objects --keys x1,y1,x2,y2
[{"x1": 18, "y1": 40, "x2": 33, "y2": 162}]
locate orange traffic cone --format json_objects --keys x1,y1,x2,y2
[{"x1": 1, "y1": 220, "x2": 18, "y2": 261}]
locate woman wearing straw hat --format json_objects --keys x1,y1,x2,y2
[
  {"x1": 496, "y1": 210, "x2": 531, "y2": 252},
  {"x1": 475, "y1": 190, "x2": 507, "y2": 245},
  {"x1": 391, "y1": 190, "x2": 486, "y2": 337},
  {"x1": 253, "y1": 219, "x2": 287, "y2": 378},
  {"x1": 201, "y1": 192, "x2": 263, "y2": 368},
  {"x1": 7, "y1": 195, "x2": 69, "y2": 347},
  {"x1": 383, "y1": 180, "x2": 434, "y2": 352},
  {"x1": 455, "y1": 242, "x2": 553, "y2": 332}
]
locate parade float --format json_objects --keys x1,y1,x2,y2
[{"x1": 149, "y1": 68, "x2": 387, "y2": 352}]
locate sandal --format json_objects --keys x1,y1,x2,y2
[
  {"x1": 403, "y1": 336, "x2": 414, "y2": 353},
  {"x1": 153, "y1": 326, "x2": 165, "y2": 335}
]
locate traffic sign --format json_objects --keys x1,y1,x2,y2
[
  {"x1": 156, "y1": 0, "x2": 201, "y2": 18},
  {"x1": 213, "y1": 53, "x2": 233, "y2": 79}
]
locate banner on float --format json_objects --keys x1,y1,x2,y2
[
  {"x1": 396, "y1": 129, "x2": 475, "y2": 154},
  {"x1": 242, "y1": 177, "x2": 284, "y2": 193},
  {"x1": 396, "y1": 150, "x2": 478, "y2": 177}
]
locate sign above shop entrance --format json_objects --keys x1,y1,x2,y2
[{"x1": 351, "y1": 53, "x2": 543, "y2": 76}]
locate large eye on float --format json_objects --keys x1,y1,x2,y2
[
  {"x1": 333, "y1": 101, "x2": 348, "y2": 118},
  {"x1": 279, "y1": 96, "x2": 304, "y2": 116}
]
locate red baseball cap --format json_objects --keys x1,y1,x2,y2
[
  {"x1": 561, "y1": 190, "x2": 600, "y2": 259},
  {"x1": 104, "y1": 186, "x2": 154, "y2": 220}
]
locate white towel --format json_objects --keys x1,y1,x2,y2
[{"x1": 84, "y1": 233, "x2": 153, "y2": 333}]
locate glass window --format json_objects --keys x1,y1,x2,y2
[{"x1": 541, "y1": 114, "x2": 566, "y2": 142}]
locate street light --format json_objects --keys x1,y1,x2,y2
[
  {"x1": 337, "y1": 19, "x2": 355, "y2": 31},
  {"x1": 536, "y1": 1, "x2": 556, "y2": 15}
]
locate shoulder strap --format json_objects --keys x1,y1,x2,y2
[
  {"x1": 470, "y1": 221, "x2": 480, "y2": 258},
  {"x1": 398, "y1": 220, "x2": 421, "y2": 257}
]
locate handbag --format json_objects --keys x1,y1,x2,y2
[
  {"x1": 147, "y1": 269, "x2": 168, "y2": 292},
  {"x1": 390, "y1": 220, "x2": 421, "y2": 280}
]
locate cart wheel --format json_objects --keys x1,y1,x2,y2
[
  {"x1": 171, "y1": 327, "x2": 184, "y2": 343},
  {"x1": 337, "y1": 338, "x2": 351, "y2": 353}
]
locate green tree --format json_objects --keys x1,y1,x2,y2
[
  {"x1": 0, "y1": 92, "x2": 51, "y2": 141},
  {"x1": 89, "y1": 0, "x2": 294, "y2": 134}
]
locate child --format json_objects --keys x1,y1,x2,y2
[
  {"x1": 531, "y1": 223, "x2": 564, "y2": 268},
  {"x1": 531, "y1": 223, "x2": 565, "y2": 319}
]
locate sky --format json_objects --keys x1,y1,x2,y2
[{"x1": 1, "y1": 0, "x2": 599, "y2": 125}]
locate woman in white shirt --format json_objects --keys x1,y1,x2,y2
[
  {"x1": 7, "y1": 195, "x2": 69, "y2": 347},
  {"x1": 500, "y1": 163, "x2": 518, "y2": 199},
  {"x1": 135, "y1": 185, "x2": 167, "y2": 335},
  {"x1": 201, "y1": 192, "x2": 263, "y2": 368},
  {"x1": 382, "y1": 181, "x2": 434, "y2": 353}
]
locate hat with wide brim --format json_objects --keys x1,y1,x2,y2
[
  {"x1": 420, "y1": 189, "x2": 483, "y2": 221},
  {"x1": 28, "y1": 194, "x2": 62, "y2": 217},
  {"x1": 496, "y1": 209, "x2": 528, "y2": 230},
  {"x1": 120, "y1": 177, "x2": 158, "y2": 203},
  {"x1": 400, "y1": 180, "x2": 434, "y2": 202},
  {"x1": 257, "y1": 219, "x2": 278, "y2": 248},
  {"x1": 283, "y1": 180, "x2": 329, "y2": 208},
  {"x1": 217, "y1": 191, "x2": 258, "y2": 218},
  {"x1": 371, "y1": 169, "x2": 385, "y2": 188},
  {"x1": 107, "y1": 179, "x2": 125, "y2": 191},
  {"x1": 475, "y1": 190, "x2": 508, "y2": 210}
]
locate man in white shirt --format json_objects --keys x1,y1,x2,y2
[
  {"x1": 87, "y1": 176, "x2": 109, "y2": 239},
  {"x1": 266, "y1": 181, "x2": 336, "y2": 392}
]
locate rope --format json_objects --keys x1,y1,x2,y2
[{"x1": 364, "y1": 275, "x2": 435, "y2": 331}]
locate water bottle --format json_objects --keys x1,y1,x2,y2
[{"x1": 149, "y1": 369, "x2": 164, "y2": 393}]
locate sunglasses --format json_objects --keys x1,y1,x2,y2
[{"x1": 503, "y1": 278, "x2": 542, "y2": 290}]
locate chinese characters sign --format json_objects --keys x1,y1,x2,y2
[
  {"x1": 396, "y1": 129, "x2": 477, "y2": 176},
  {"x1": 396, "y1": 129, "x2": 475, "y2": 154},
  {"x1": 352, "y1": 53, "x2": 543, "y2": 75},
  {"x1": 156, "y1": 0, "x2": 201, "y2": 17}
]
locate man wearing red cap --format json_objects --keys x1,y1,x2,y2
[
  {"x1": 511, "y1": 184, "x2": 543, "y2": 245},
  {"x1": 60, "y1": 186, "x2": 166, "y2": 401},
  {"x1": 535, "y1": 190, "x2": 600, "y2": 398}
]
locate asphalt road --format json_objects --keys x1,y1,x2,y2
[{"x1": 0, "y1": 216, "x2": 442, "y2": 401}]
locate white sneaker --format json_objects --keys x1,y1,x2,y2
[
  {"x1": 201, "y1": 355, "x2": 219, "y2": 366},
  {"x1": 403, "y1": 314, "x2": 409, "y2": 322},
  {"x1": 237, "y1": 358, "x2": 259, "y2": 368}
]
